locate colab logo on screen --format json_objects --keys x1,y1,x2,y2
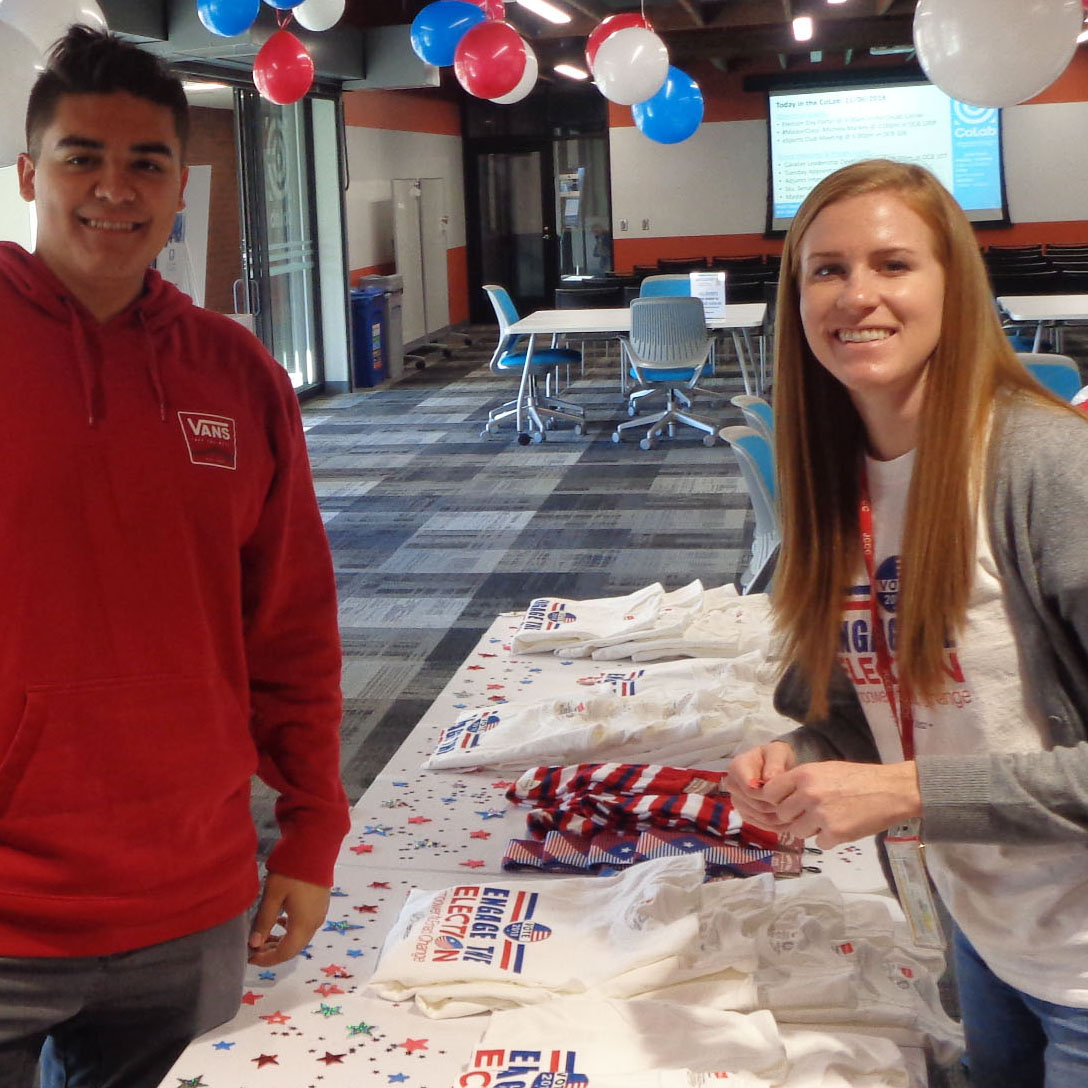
[
  {"x1": 952, "y1": 101, "x2": 998, "y2": 137},
  {"x1": 177, "y1": 411, "x2": 237, "y2": 470},
  {"x1": 458, "y1": 1048, "x2": 589, "y2": 1088}
]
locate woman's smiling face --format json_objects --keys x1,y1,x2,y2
[{"x1": 797, "y1": 188, "x2": 946, "y2": 420}]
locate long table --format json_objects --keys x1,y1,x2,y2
[
  {"x1": 997, "y1": 293, "x2": 1088, "y2": 352},
  {"x1": 162, "y1": 611, "x2": 932, "y2": 1088},
  {"x1": 508, "y1": 304, "x2": 770, "y2": 422}
]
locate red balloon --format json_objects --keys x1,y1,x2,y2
[
  {"x1": 476, "y1": 0, "x2": 505, "y2": 18},
  {"x1": 454, "y1": 21, "x2": 526, "y2": 99},
  {"x1": 253, "y1": 29, "x2": 315, "y2": 105},
  {"x1": 585, "y1": 12, "x2": 650, "y2": 71}
]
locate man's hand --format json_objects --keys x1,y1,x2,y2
[
  {"x1": 248, "y1": 873, "x2": 332, "y2": 965},
  {"x1": 758, "y1": 760, "x2": 922, "y2": 848}
]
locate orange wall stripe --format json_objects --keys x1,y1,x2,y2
[{"x1": 343, "y1": 89, "x2": 461, "y2": 136}]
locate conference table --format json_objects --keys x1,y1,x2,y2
[
  {"x1": 506, "y1": 303, "x2": 769, "y2": 435},
  {"x1": 997, "y1": 293, "x2": 1088, "y2": 352}
]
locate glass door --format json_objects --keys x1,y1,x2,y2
[
  {"x1": 471, "y1": 142, "x2": 557, "y2": 317},
  {"x1": 235, "y1": 89, "x2": 323, "y2": 391}
]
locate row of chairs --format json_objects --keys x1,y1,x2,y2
[{"x1": 632, "y1": 254, "x2": 782, "y2": 277}]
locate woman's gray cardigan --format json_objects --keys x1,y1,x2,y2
[{"x1": 773, "y1": 395, "x2": 1088, "y2": 845}]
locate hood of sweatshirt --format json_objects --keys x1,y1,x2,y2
[{"x1": 0, "y1": 241, "x2": 195, "y2": 426}]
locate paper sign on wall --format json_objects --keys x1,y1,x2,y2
[{"x1": 689, "y1": 271, "x2": 726, "y2": 317}]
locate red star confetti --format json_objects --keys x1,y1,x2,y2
[
  {"x1": 400, "y1": 1038, "x2": 429, "y2": 1054},
  {"x1": 318, "y1": 1051, "x2": 347, "y2": 1064},
  {"x1": 260, "y1": 1011, "x2": 291, "y2": 1025},
  {"x1": 407, "y1": 816, "x2": 432, "y2": 825},
  {"x1": 321, "y1": 964, "x2": 351, "y2": 977},
  {"x1": 354, "y1": 904, "x2": 380, "y2": 914},
  {"x1": 486, "y1": 683, "x2": 504, "y2": 690},
  {"x1": 460, "y1": 859, "x2": 485, "y2": 869},
  {"x1": 479, "y1": 652, "x2": 497, "y2": 657},
  {"x1": 467, "y1": 665, "x2": 484, "y2": 670},
  {"x1": 470, "y1": 830, "x2": 491, "y2": 840},
  {"x1": 491, "y1": 781, "x2": 515, "y2": 789},
  {"x1": 350, "y1": 843, "x2": 374, "y2": 855},
  {"x1": 315, "y1": 982, "x2": 344, "y2": 997},
  {"x1": 253, "y1": 1054, "x2": 279, "y2": 1067},
  {"x1": 240, "y1": 990, "x2": 264, "y2": 1005},
  {"x1": 370, "y1": 881, "x2": 391, "y2": 889}
]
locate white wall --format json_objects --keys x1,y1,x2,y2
[
  {"x1": 344, "y1": 126, "x2": 465, "y2": 270},
  {"x1": 609, "y1": 100, "x2": 1088, "y2": 239},
  {"x1": 0, "y1": 165, "x2": 34, "y2": 249}
]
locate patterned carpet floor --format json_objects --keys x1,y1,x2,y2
[{"x1": 251, "y1": 324, "x2": 761, "y2": 854}]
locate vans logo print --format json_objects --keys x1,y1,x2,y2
[{"x1": 177, "y1": 411, "x2": 237, "y2": 470}]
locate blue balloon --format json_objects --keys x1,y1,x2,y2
[
  {"x1": 263, "y1": 0, "x2": 307, "y2": 8},
  {"x1": 410, "y1": 0, "x2": 486, "y2": 67},
  {"x1": 198, "y1": 0, "x2": 261, "y2": 37},
  {"x1": 632, "y1": 66, "x2": 705, "y2": 145}
]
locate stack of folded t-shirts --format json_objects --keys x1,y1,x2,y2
[
  {"x1": 461, "y1": 995, "x2": 913, "y2": 1087},
  {"x1": 422, "y1": 655, "x2": 790, "y2": 771},
  {"x1": 499, "y1": 762, "x2": 803, "y2": 880}
]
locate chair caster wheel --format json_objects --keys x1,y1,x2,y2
[
  {"x1": 574, "y1": 423, "x2": 586, "y2": 436},
  {"x1": 530, "y1": 431, "x2": 545, "y2": 444},
  {"x1": 702, "y1": 434, "x2": 717, "y2": 447},
  {"x1": 640, "y1": 438, "x2": 656, "y2": 451},
  {"x1": 611, "y1": 432, "x2": 622, "y2": 444},
  {"x1": 627, "y1": 405, "x2": 638, "y2": 417},
  {"x1": 517, "y1": 433, "x2": 531, "y2": 446}
]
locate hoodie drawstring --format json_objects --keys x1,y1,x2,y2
[
  {"x1": 137, "y1": 309, "x2": 169, "y2": 422},
  {"x1": 65, "y1": 299, "x2": 98, "y2": 427}
]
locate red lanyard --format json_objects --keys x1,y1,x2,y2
[{"x1": 858, "y1": 470, "x2": 915, "y2": 761}]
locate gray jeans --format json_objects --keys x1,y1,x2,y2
[{"x1": 0, "y1": 913, "x2": 247, "y2": 1088}]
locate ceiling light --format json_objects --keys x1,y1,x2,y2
[
  {"x1": 792, "y1": 16, "x2": 814, "y2": 42},
  {"x1": 827, "y1": 0, "x2": 848, "y2": 5},
  {"x1": 183, "y1": 81, "x2": 231, "y2": 92},
  {"x1": 554, "y1": 63, "x2": 589, "y2": 80},
  {"x1": 516, "y1": 0, "x2": 572, "y2": 24}
]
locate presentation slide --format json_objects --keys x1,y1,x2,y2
[{"x1": 768, "y1": 82, "x2": 1004, "y2": 231}]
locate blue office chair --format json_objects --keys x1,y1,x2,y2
[
  {"x1": 1017, "y1": 352, "x2": 1083, "y2": 401},
  {"x1": 639, "y1": 274, "x2": 694, "y2": 298},
  {"x1": 730, "y1": 394, "x2": 774, "y2": 444},
  {"x1": 481, "y1": 284, "x2": 585, "y2": 444},
  {"x1": 612, "y1": 296, "x2": 717, "y2": 449},
  {"x1": 718, "y1": 425, "x2": 779, "y2": 594}
]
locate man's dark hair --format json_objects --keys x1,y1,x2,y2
[{"x1": 25, "y1": 25, "x2": 190, "y2": 158}]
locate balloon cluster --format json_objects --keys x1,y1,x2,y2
[
  {"x1": 410, "y1": 1, "x2": 537, "y2": 104},
  {"x1": 198, "y1": 0, "x2": 346, "y2": 106},
  {"x1": 913, "y1": 0, "x2": 1081, "y2": 108},
  {"x1": 586, "y1": 14, "x2": 703, "y2": 144},
  {"x1": 0, "y1": 0, "x2": 110, "y2": 168}
]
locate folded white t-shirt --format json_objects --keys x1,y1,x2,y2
[{"x1": 512, "y1": 584, "x2": 665, "y2": 653}]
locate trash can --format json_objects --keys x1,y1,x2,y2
[
  {"x1": 357, "y1": 273, "x2": 405, "y2": 381},
  {"x1": 349, "y1": 286, "x2": 387, "y2": 388}
]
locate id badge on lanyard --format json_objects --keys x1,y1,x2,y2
[{"x1": 860, "y1": 472, "x2": 944, "y2": 950}]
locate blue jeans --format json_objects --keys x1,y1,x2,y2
[{"x1": 954, "y1": 927, "x2": 1088, "y2": 1088}]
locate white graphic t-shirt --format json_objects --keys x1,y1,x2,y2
[{"x1": 840, "y1": 450, "x2": 1088, "y2": 1006}]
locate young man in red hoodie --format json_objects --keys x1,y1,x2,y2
[{"x1": 0, "y1": 25, "x2": 351, "y2": 1087}]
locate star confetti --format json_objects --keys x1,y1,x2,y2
[
  {"x1": 257, "y1": 970, "x2": 276, "y2": 981},
  {"x1": 315, "y1": 982, "x2": 345, "y2": 997},
  {"x1": 364, "y1": 825, "x2": 392, "y2": 836},
  {"x1": 260, "y1": 1011, "x2": 291, "y2": 1025},
  {"x1": 354, "y1": 904, "x2": 380, "y2": 913},
  {"x1": 408, "y1": 816, "x2": 432, "y2": 825},
  {"x1": 389, "y1": 1075, "x2": 409, "y2": 1083},
  {"x1": 460, "y1": 859, "x2": 485, "y2": 868},
  {"x1": 400, "y1": 1038, "x2": 428, "y2": 1054},
  {"x1": 318, "y1": 1052, "x2": 347, "y2": 1064},
  {"x1": 321, "y1": 963, "x2": 351, "y2": 977},
  {"x1": 316, "y1": 1003, "x2": 343, "y2": 1017},
  {"x1": 212, "y1": 1041, "x2": 235, "y2": 1050},
  {"x1": 348, "y1": 1021, "x2": 376, "y2": 1036},
  {"x1": 349, "y1": 843, "x2": 374, "y2": 855},
  {"x1": 476, "y1": 809, "x2": 504, "y2": 820},
  {"x1": 470, "y1": 830, "x2": 491, "y2": 840},
  {"x1": 370, "y1": 881, "x2": 391, "y2": 889},
  {"x1": 323, "y1": 920, "x2": 364, "y2": 934},
  {"x1": 347, "y1": 949, "x2": 365, "y2": 957},
  {"x1": 330, "y1": 886, "x2": 348, "y2": 896},
  {"x1": 491, "y1": 781, "x2": 515, "y2": 789},
  {"x1": 240, "y1": 991, "x2": 264, "y2": 1005},
  {"x1": 177, "y1": 1079, "x2": 207, "y2": 1087},
  {"x1": 467, "y1": 665, "x2": 484, "y2": 670},
  {"x1": 252, "y1": 1054, "x2": 279, "y2": 1067}
]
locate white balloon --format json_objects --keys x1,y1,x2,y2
[
  {"x1": 0, "y1": 21, "x2": 43, "y2": 168},
  {"x1": 292, "y1": 0, "x2": 345, "y2": 34},
  {"x1": 914, "y1": 0, "x2": 1082, "y2": 108},
  {"x1": 592, "y1": 26, "x2": 668, "y2": 106},
  {"x1": 0, "y1": 0, "x2": 107, "y2": 55},
  {"x1": 489, "y1": 41, "x2": 537, "y2": 104}
]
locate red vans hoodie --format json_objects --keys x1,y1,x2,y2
[{"x1": 0, "y1": 243, "x2": 350, "y2": 957}]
